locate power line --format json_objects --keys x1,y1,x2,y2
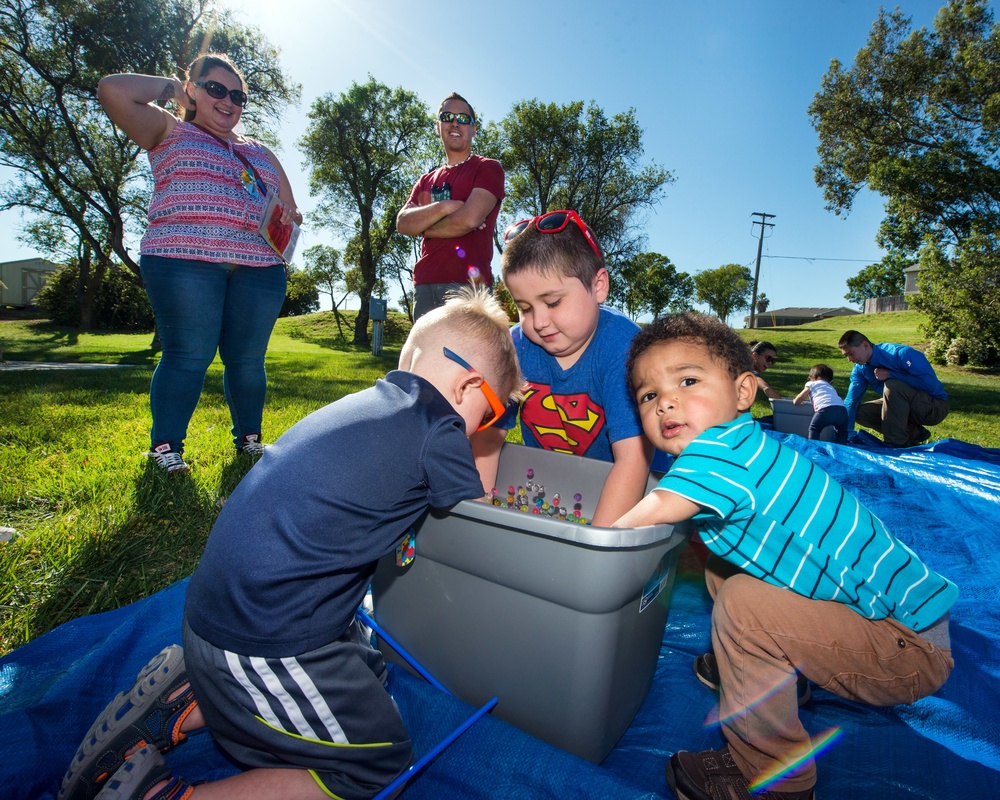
[{"x1": 764, "y1": 255, "x2": 879, "y2": 263}]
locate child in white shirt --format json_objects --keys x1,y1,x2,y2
[{"x1": 792, "y1": 363, "x2": 848, "y2": 443}]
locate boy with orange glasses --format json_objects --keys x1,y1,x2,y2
[{"x1": 58, "y1": 287, "x2": 521, "y2": 800}]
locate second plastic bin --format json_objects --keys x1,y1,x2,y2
[
  {"x1": 371, "y1": 443, "x2": 689, "y2": 763},
  {"x1": 769, "y1": 398, "x2": 836, "y2": 441}
]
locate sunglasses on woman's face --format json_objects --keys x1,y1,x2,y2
[
  {"x1": 194, "y1": 80, "x2": 248, "y2": 108},
  {"x1": 503, "y1": 209, "x2": 603, "y2": 260}
]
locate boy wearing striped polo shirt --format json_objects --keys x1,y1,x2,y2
[{"x1": 614, "y1": 313, "x2": 956, "y2": 800}]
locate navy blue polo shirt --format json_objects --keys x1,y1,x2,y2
[{"x1": 185, "y1": 371, "x2": 483, "y2": 657}]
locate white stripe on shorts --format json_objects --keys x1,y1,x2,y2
[
  {"x1": 224, "y1": 650, "x2": 284, "y2": 730},
  {"x1": 281, "y1": 656, "x2": 350, "y2": 745},
  {"x1": 248, "y1": 656, "x2": 319, "y2": 740}
]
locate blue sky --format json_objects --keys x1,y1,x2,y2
[{"x1": 0, "y1": 0, "x2": 982, "y2": 315}]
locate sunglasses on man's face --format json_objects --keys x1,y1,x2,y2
[
  {"x1": 443, "y1": 347, "x2": 506, "y2": 432},
  {"x1": 194, "y1": 80, "x2": 248, "y2": 108},
  {"x1": 438, "y1": 111, "x2": 474, "y2": 125},
  {"x1": 503, "y1": 210, "x2": 603, "y2": 260}
]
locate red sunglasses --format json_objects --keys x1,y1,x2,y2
[
  {"x1": 443, "y1": 347, "x2": 506, "y2": 432},
  {"x1": 502, "y1": 210, "x2": 602, "y2": 260}
]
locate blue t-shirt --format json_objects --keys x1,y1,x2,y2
[
  {"x1": 656, "y1": 413, "x2": 957, "y2": 631},
  {"x1": 843, "y1": 342, "x2": 947, "y2": 429},
  {"x1": 499, "y1": 306, "x2": 644, "y2": 463},
  {"x1": 185, "y1": 371, "x2": 484, "y2": 657}
]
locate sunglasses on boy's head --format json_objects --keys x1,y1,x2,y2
[
  {"x1": 443, "y1": 347, "x2": 506, "y2": 432},
  {"x1": 438, "y1": 111, "x2": 474, "y2": 125},
  {"x1": 503, "y1": 210, "x2": 603, "y2": 260},
  {"x1": 194, "y1": 80, "x2": 248, "y2": 108}
]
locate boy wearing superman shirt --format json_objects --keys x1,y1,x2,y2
[{"x1": 478, "y1": 209, "x2": 664, "y2": 526}]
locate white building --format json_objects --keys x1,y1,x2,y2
[{"x1": 0, "y1": 258, "x2": 59, "y2": 307}]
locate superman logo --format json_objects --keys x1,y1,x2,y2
[{"x1": 521, "y1": 382, "x2": 605, "y2": 455}]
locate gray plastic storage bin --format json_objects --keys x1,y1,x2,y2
[
  {"x1": 372, "y1": 443, "x2": 690, "y2": 763},
  {"x1": 770, "y1": 398, "x2": 836, "y2": 441}
]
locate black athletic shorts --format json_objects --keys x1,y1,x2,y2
[{"x1": 183, "y1": 617, "x2": 412, "y2": 799}]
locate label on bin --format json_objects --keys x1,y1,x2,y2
[{"x1": 639, "y1": 552, "x2": 672, "y2": 613}]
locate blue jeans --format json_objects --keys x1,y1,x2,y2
[
  {"x1": 140, "y1": 255, "x2": 286, "y2": 452},
  {"x1": 809, "y1": 404, "x2": 849, "y2": 444}
]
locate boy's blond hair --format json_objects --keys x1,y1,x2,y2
[{"x1": 403, "y1": 286, "x2": 523, "y2": 403}]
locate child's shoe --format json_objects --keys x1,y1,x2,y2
[
  {"x1": 666, "y1": 746, "x2": 815, "y2": 800},
  {"x1": 58, "y1": 646, "x2": 197, "y2": 800},
  {"x1": 96, "y1": 746, "x2": 193, "y2": 799}
]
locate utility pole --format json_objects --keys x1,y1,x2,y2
[{"x1": 749, "y1": 212, "x2": 776, "y2": 329}]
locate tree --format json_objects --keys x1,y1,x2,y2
[
  {"x1": 300, "y1": 78, "x2": 433, "y2": 345},
  {"x1": 480, "y1": 100, "x2": 674, "y2": 285},
  {"x1": 301, "y1": 244, "x2": 352, "y2": 336},
  {"x1": 809, "y1": 0, "x2": 1000, "y2": 253},
  {"x1": 844, "y1": 252, "x2": 909, "y2": 307},
  {"x1": 694, "y1": 263, "x2": 752, "y2": 325},
  {"x1": 637, "y1": 253, "x2": 693, "y2": 319},
  {"x1": 911, "y1": 232, "x2": 1000, "y2": 366},
  {"x1": 613, "y1": 252, "x2": 693, "y2": 320},
  {"x1": 755, "y1": 293, "x2": 770, "y2": 314},
  {"x1": 0, "y1": 0, "x2": 299, "y2": 329},
  {"x1": 280, "y1": 267, "x2": 319, "y2": 317}
]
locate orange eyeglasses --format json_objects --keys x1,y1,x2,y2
[
  {"x1": 502, "y1": 209, "x2": 602, "y2": 260},
  {"x1": 443, "y1": 347, "x2": 506, "y2": 432}
]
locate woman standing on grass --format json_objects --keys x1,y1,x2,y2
[{"x1": 98, "y1": 53, "x2": 302, "y2": 474}]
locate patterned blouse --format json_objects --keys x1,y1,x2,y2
[{"x1": 140, "y1": 121, "x2": 281, "y2": 266}]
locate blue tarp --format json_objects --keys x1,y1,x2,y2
[{"x1": 3, "y1": 434, "x2": 999, "y2": 799}]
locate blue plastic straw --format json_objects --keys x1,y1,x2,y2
[
  {"x1": 356, "y1": 607, "x2": 448, "y2": 693},
  {"x1": 372, "y1": 696, "x2": 499, "y2": 800}
]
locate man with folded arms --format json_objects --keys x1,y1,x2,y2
[{"x1": 397, "y1": 93, "x2": 504, "y2": 320}]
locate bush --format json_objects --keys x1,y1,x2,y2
[
  {"x1": 944, "y1": 337, "x2": 968, "y2": 366},
  {"x1": 925, "y1": 334, "x2": 950, "y2": 364},
  {"x1": 35, "y1": 261, "x2": 154, "y2": 330}
]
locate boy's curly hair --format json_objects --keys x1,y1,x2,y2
[{"x1": 626, "y1": 312, "x2": 754, "y2": 383}]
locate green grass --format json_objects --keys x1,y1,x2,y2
[
  {"x1": 0, "y1": 312, "x2": 407, "y2": 653},
  {"x1": 0, "y1": 309, "x2": 997, "y2": 654}
]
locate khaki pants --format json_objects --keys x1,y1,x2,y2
[
  {"x1": 706, "y1": 558, "x2": 953, "y2": 793},
  {"x1": 855, "y1": 379, "x2": 949, "y2": 446}
]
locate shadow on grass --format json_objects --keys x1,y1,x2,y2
[{"x1": 23, "y1": 462, "x2": 233, "y2": 644}]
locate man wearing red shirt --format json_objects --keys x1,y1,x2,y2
[{"x1": 397, "y1": 93, "x2": 505, "y2": 320}]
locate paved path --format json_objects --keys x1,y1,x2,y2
[{"x1": 0, "y1": 361, "x2": 138, "y2": 371}]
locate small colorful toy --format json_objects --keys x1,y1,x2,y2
[{"x1": 489, "y1": 467, "x2": 591, "y2": 524}]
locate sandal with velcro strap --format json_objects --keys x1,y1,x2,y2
[
  {"x1": 59, "y1": 645, "x2": 197, "y2": 800},
  {"x1": 96, "y1": 746, "x2": 194, "y2": 800}
]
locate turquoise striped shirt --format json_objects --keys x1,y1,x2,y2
[{"x1": 656, "y1": 413, "x2": 957, "y2": 631}]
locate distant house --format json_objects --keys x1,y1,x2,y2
[
  {"x1": 903, "y1": 264, "x2": 921, "y2": 294},
  {"x1": 0, "y1": 258, "x2": 59, "y2": 307},
  {"x1": 863, "y1": 264, "x2": 920, "y2": 313},
  {"x1": 746, "y1": 306, "x2": 860, "y2": 328}
]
